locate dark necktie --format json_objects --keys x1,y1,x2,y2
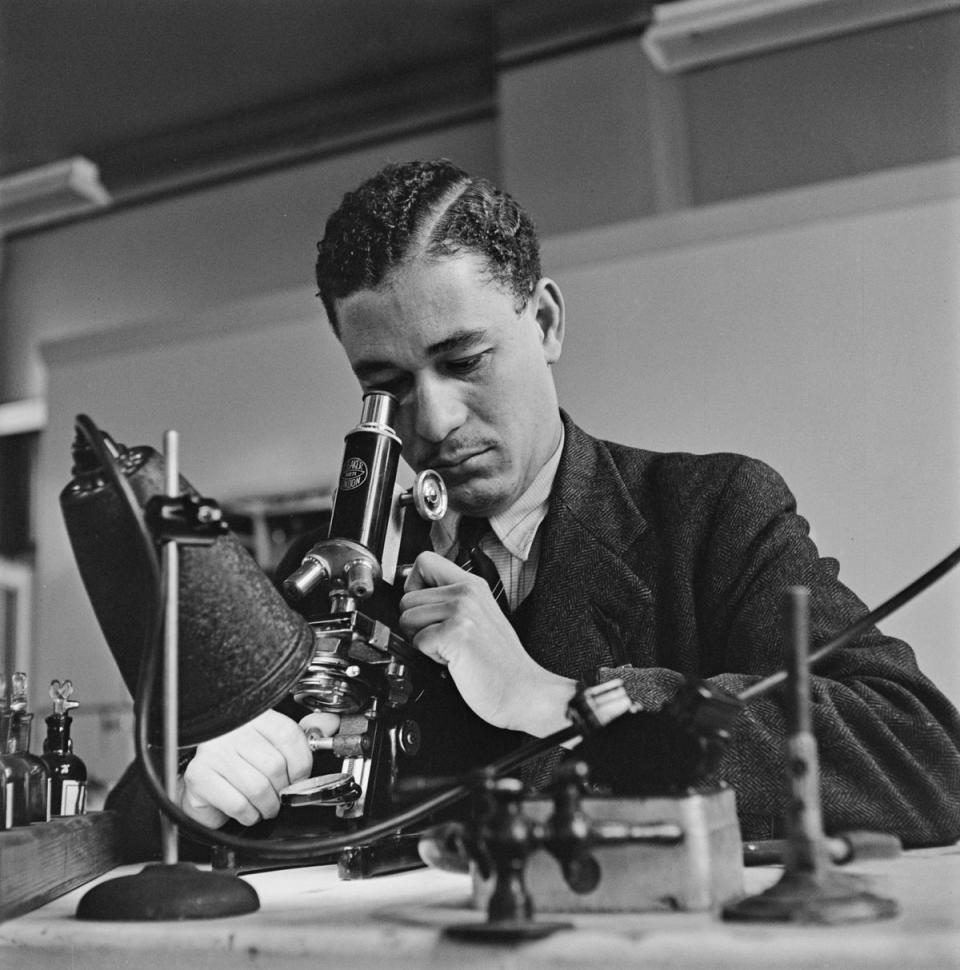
[{"x1": 455, "y1": 516, "x2": 511, "y2": 616}]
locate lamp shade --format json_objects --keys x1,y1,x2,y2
[{"x1": 59, "y1": 415, "x2": 316, "y2": 746}]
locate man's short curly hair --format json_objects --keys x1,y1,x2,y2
[{"x1": 316, "y1": 159, "x2": 541, "y2": 335}]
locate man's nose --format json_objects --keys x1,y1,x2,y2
[{"x1": 411, "y1": 376, "x2": 466, "y2": 444}]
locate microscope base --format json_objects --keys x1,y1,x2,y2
[{"x1": 337, "y1": 833, "x2": 427, "y2": 880}]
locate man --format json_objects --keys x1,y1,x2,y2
[{"x1": 173, "y1": 159, "x2": 960, "y2": 845}]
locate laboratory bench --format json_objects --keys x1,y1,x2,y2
[{"x1": 1, "y1": 841, "x2": 958, "y2": 970}]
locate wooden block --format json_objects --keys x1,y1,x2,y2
[{"x1": 0, "y1": 811, "x2": 123, "y2": 922}]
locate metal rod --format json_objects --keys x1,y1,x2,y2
[
  {"x1": 782, "y1": 586, "x2": 828, "y2": 874},
  {"x1": 723, "y1": 586, "x2": 899, "y2": 922},
  {"x1": 161, "y1": 429, "x2": 180, "y2": 867}
]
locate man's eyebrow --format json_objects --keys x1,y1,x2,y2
[{"x1": 425, "y1": 327, "x2": 489, "y2": 356}]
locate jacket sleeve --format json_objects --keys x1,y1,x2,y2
[{"x1": 603, "y1": 456, "x2": 960, "y2": 846}]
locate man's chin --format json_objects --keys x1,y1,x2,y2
[{"x1": 443, "y1": 478, "x2": 506, "y2": 517}]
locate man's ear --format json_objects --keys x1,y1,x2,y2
[{"x1": 533, "y1": 278, "x2": 564, "y2": 364}]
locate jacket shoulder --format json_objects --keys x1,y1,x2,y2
[{"x1": 598, "y1": 435, "x2": 789, "y2": 513}]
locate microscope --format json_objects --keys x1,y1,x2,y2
[{"x1": 273, "y1": 392, "x2": 521, "y2": 869}]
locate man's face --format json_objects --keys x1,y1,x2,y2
[{"x1": 335, "y1": 253, "x2": 564, "y2": 517}]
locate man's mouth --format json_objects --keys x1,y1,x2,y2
[{"x1": 424, "y1": 447, "x2": 491, "y2": 476}]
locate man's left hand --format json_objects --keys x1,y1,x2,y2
[{"x1": 399, "y1": 551, "x2": 576, "y2": 736}]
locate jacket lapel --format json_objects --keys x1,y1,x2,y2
[{"x1": 520, "y1": 415, "x2": 657, "y2": 682}]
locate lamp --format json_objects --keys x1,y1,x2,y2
[
  {"x1": 64, "y1": 416, "x2": 318, "y2": 919},
  {"x1": 60, "y1": 416, "x2": 317, "y2": 747}
]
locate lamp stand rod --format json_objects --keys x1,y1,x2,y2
[{"x1": 161, "y1": 429, "x2": 180, "y2": 866}]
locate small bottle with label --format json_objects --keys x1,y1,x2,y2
[
  {"x1": 0, "y1": 672, "x2": 14, "y2": 828},
  {"x1": 10, "y1": 672, "x2": 51, "y2": 823},
  {"x1": 41, "y1": 679, "x2": 87, "y2": 817},
  {"x1": 0, "y1": 671, "x2": 33, "y2": 828}
]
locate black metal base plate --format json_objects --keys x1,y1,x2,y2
[{"x1": 76, "y1": 862, "x2": 260, "y2": 921}]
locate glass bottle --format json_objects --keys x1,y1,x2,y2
[
  {"x1": 0, "y1": 730, "x2": 6, "y2": 832},
  {"x1": 41, "y1": 679, "x2": 87, "y2": 817},
  {"x1": 0, "y1": 673, "x2": 13, "y2": 828},
  {"x1": 11, "y1": 672, "x2": 51, "y2": 822},
  {"x1": 0, "y1": 671, "x2": 32, "y2": 827}
]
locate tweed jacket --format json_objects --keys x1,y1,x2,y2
[{"x1": 517, "y1": 412, "x2": 960, "y2": 844}]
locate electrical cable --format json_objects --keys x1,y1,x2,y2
[{"x1": 738, "y1": 543, "x2": 960, "y2": 702}]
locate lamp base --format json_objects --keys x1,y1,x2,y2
[{"x1": 76, "y1": 862, "x2": 260, "y2": 920}]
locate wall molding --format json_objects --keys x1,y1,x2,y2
[
  {"x1": 39, "y1": 284, "x2": 319, "y2": 367},
  {"x1": 543, "y1": 155, "x2": 960, "y2": 272}
]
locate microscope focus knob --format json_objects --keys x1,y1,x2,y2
[
  {"x1": 345, "y1": 558, "x2": 377, "y2": 599},
  {"x1": 401, "y1": 470, "x2": 448, "y2": 521}
]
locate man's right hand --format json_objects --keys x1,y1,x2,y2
[{"x1": 178, "y1": 709, "x2": 338, "y2": 828}]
